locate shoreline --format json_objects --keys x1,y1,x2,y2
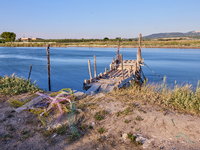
[{"x1": 0, "y1": 44, "x2": 200, "y2": 49}]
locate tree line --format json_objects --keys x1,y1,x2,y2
[{"x1": 0, "y1": 31, "x2": 143, "y2": 43}]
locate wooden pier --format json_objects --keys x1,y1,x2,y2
[{"x1": 83, "y1": 34, "x2": 145, "y2": 95}]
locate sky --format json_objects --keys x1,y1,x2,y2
[{"x1": 0, "y1": 0, "x2": 200, "y2": 39}]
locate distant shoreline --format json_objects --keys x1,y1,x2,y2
[{"x1": 0, "y1": 44, "x2": 200, "y2": 49}]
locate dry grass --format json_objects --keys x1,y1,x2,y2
[{"x1": 109, "y1": 80, "x2": 200, "y2": 115}]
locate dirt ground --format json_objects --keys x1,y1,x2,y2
[{"x1": 0, "y1": 92, "x2": 200, "y2": 150}]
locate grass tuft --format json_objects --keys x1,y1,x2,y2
[{"x1": 98, "y1": 127, "x2": 106, "y2": 134}]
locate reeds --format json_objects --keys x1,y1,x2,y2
[{"x1": 111, "y1": 79, "x2": 200, "y2": 115}]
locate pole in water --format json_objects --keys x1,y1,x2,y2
[
  {"x1": 120, "y1": 54, "x2": 124, "y2": 80},
  {"x1": 46, "y1": 44, "x2": 51, "y2": 91},
  {"x1": 117, "y1": 41, "x2": 120, "y2": 60},
  {"x1": 88, "y1": 60, "x2": 92, "y2": 79},
  {"x1": 139, "y1": 34, "x2": 142, "y2": 49},
  {"x1": 28, "y1": 64, "x2": 33, "y2": 80},
  {"x1": 94, "y1": 55, "x2": 96, "y2": 78}
]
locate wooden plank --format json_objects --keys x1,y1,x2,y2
[
  {"x1": 85, "y1": 83, "x2": 101, "y2": 95},
  {"x1": 111, "y1": 70, "x2": 121, "y2": 77},
  {"x1": 105, "y1": 85, "x2": 115, "y2": 93},
  {"x1": 97, "y1": 80, "x2": 117, "y2": 84},
  {"x1": 15, "y1": 96, "x2": 44, "y2": 113},
  {"x1": 117, "y1": 75, "x2": 133, "y2": 88},
  {"x1": 99, "y1": 84, "x2": 108, "y2": 92}
]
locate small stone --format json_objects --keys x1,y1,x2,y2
[{"x1": 122, "y1": 133, "x2": 127, "y2": 140}]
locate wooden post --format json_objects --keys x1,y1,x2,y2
[
  {"x1": 117, "y1": 41, "x2": 120, "y2": 60},
  {"x1": 135, "y1": 61, "x2": 137, "y2": 73},
  {"x1": 46, "y1": 44, "x2": 51, "y2": 91},
  {"x1": 28, "y1": 64, "x2": 33, "y2": 80},
  {"x1": 88, "y1": 60, "x2": 92, "y2": 79},
  {"x1": 137, "y1": 47, "x2": 141, "y2": 62},
  {"x1": 94, "y1": 55, "x2": 96, "y2": 78},
  {"x1": 139, "y1": 34, "x2": 142, "y2": 48},
  {"x1": 105, "y1": 67, "x2": 108, "y2": 74},
  {"x1": 120, "y1": 54, "x2": 124, "y2": 80}
]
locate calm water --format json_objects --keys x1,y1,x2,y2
[{"x1": 0, "y1": 47, "x2": 200, "y2": 91}]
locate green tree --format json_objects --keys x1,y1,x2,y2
[
  {"x1": 103, "y1": 37, "x2": 109, "y2": 41},
  {"x1": 0, "y1": 32, "x2": 16, "y2": 42}
]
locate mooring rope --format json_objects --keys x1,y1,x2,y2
[
  {"x1": 31, "y1": 65, "x2": 47, "y2": 80},
  {"x1": 143, "y1": 62, "x2": 163, "y2": 80}
]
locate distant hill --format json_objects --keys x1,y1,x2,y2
[{"x1": 143, "y1": 31, "x2": 200, "y2": 39}]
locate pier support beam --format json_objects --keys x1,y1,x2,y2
[
  {"x1": 94, "y1": 55, "x2": 97, "y2": 78},
  {"x1": 88, "y1": 60, "x2": 92, "y2": 80},
  {"x1": 117, "y1": 41, "x2": 120, "y2": 60},
  {"x1": 120, "y1": 54, "x2": 124, "y2": 80},
  {"x1": 46, "y1": 44, "x2": 51, "y2": 91}
]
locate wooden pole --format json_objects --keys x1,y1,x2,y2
[
  {"x1": 120, "y1": 54, "x2": 124, "y2": 80},
  {"x1": 46, "y1": 44, "x2": 51, "y2": 91},
  {"x1": 139, "y1": 34, "x2": 142, "y2": 49},
  {"x1": 88, "y1": 60, "x2": 92, "y2": 79},
  {"x1": 28, "y1": 64, "x2": 33, "y2": 80},
  {"x1": 137, "y1": 47, "x2": 141, "y2": 62},
  {"x1": 94, "y1": 55, "x2": 96, "y2": 78},
  {"x1": 117, "y1": 41, "x2": 120, "y2": 60},
  {"x1": 105, "y1": 67, "x2": 108, "y2": 74}
]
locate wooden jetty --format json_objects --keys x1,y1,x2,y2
[{"x1": 83, "y1": 34, "x2": 145, "y2": 95}]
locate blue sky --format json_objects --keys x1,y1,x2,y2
[{"x1": 0, "y1": 0, "x2": 199, "y2": 39}]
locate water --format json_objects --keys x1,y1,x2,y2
[{"x1": 0, "y1": 47, "x2": 200, "y2": 91}]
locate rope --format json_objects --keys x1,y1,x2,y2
[
  {"x1": 143, "y1": 62, "x2": 163, "y2": 80},
  {"x1": 171, "y1": 119, "x2": 194, "y2": 144},
  {"x1": 31, "y1": 65, "x2": 47, "y2": 80},
  {"x1": 176, "y1": 132, "x2": 194, "y2": 144},
  {"x1": 171, "y1": 119, "x2": 175, "y2": 126}
]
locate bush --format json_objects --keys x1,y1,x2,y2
[{"x1": 0, "y1": 75, "x2": 41, "y2": 95}]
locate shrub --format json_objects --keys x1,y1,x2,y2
[{"x1": 0, "y1": 75, "x2": 41, "y2": 95}]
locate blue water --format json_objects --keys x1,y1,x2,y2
[{"x1": 0, "y1": 47, "x2": 200, "y2": 91}]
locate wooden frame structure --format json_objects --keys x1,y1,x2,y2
[{"x1": 83, "y1": 34, "x2": 145, "y2": 95}]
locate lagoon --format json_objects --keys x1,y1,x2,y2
[{"x1": 0, "y1": 47, "x2": 200, "y2": 91}]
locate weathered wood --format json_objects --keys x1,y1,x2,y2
[
  {"x1": 85, "y1": 83, "x2": 101, "y2": 95},
  {"x1": 99, "y1": 84, "x2": 108, "y2": 92},
  {"x1": 117, "y1": 41, "x2": 120, "y2": 60},
  {"x1": 105, "y1": 85, "x2": 115, "y2": 93},
  {"x1": 84, "y1": 79, "x2": 87, "y2": 84},
  {"x1": 117, "y1": 75, "x2": 133, "y2": 88},
  {"x1": 15, "y1": 96, "x2": 44, "y2": 113},
  {"x1": 120, "y1": 54, "x2": 124, "y2": 80},
  {"x1": 46, "y1": 44, "x2": 51, "y2": 91},
  {"x1": 138, "y1": 47, "x2": 141, "y2": 62},
  {"x1": 139, "y1": 33, "x2": 142, "y2": 48},
  {"x1": 88, "y1": 60, "x2": 92, "y2": 79},
  {"x1": 94, "y1": 55, "x2": 97, "y2": 78},
  {"x1": 97, "y1": 80, "x2": 117, "y2": 84},
  {"x1": 28, "y1": 64, "x2": 33, "y2": 80}
]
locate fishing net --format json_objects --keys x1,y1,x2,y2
[{"x1": 68, "y1": 100, "x2": 80, "y2": 137}]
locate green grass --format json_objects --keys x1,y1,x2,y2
[
  {"x1": 94, "y1": 110, "x2": 108, "y2": 121},
  {"x1": 124, "y1": 119, "x2": 130, "y2": 123},
  {"x1": 98, "y1": 127, "x2": 106, "y2": 134},
  {"x1": 0, "y1": 75, "x2": 41, "y2": 96},
  {"x1": 135, "y1": 116, "x2": 143, "y2": 121},
  {"x1": 127, "y1": 133, "x2": 143, "y2": 146},
  {"x1": 56, "y1": 125, "x2": 67, "y2": 135}
]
